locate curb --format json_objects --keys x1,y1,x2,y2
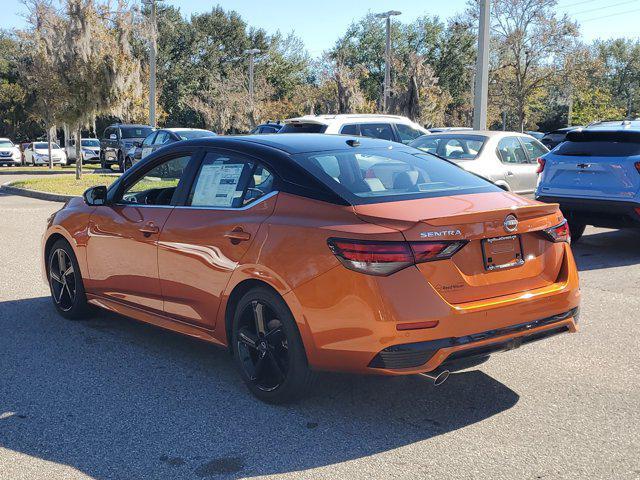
[{"x1": 1, "y1": 181, "x2": 77, "y2": 203}]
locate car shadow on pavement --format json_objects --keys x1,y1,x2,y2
[
  {"x1": 572, "y1": 228, "x2": 640, "y2": 271},
  {"x1": 0, "y1": 297, "x2": 519, "y2": 479}
]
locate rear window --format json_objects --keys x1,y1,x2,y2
[
  {"x1": 279, "y1": 123, "x2": 328, "y2": 134},
  {"x1": 551, "y1": 129, "x2": 640, "y2": 157},
  {"x1": 292, "y1": 148, "x2": 499, "y2": 204},
  {"x1": 411, "y1": 135, "x2": 486, "y2": 160},
  {"x1": 121, "y1": 127, "x2": 154, "y2": 139}
]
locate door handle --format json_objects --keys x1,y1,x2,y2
[
  {"x1": 224, "y1": 227, "x2": 251, "y2": 244},
  {"x1": 506, "y1": 171, "x2": 515, "y2": 176},
  {"x1": 139, "y1": 223, "x2": 160, "y2": 237}
]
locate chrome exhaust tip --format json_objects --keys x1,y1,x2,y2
[{"x1": 418, "y1": 368, "x2": 450, "y2": 386}]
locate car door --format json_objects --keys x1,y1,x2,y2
[
  {"x1": 518, "y1": 136, "x2": 548, "y2": 192},
  {"x1": 85, "y1": 152, "x2": 195, "y2": 313},
  {"x1": 157, "y1": 149, "x2": 277, "y2": 328},
  {"x1": 140, "y1": 131, "x2": 157, "y2": 159},
  {"x1": 496, "y1": 136, "x2": 532, "y2": 194}
]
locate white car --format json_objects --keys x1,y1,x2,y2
[
  {"x1": 0, "y1": 138, "x2": 22, "y2": 166},
  {"x1": 24, "y1": 142, "x2": 67, "y2": 166},
  {"x1": 410, "y1": 130, "x2": 549, "y2": 195},
  {"x1": 66, "y1": 138, "x2": 101, "y2": 164},
  {"x1": 279, "y1": 114, "x2": 429, "y2": 144}
]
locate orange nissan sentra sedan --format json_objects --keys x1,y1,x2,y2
[{"x1": 42, "y1": 134, "x2": 580, "y2": 402}]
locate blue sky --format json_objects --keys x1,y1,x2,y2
[{"x1": 4, "y1": 0, "x2": 640, "y2": 55}]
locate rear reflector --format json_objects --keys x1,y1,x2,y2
[
  {"x1": 328, "y1": 238, "x2": 467, "y2": 276},
  {"x1": 396, "y1": 320, "x2": 439, "y2": 331},
  {"x1": 542, "y1": 219, "x2": 570, "y2": 243},
  {"x1": 536, "y1": 157, "x2": 546, "y2": 174},
  {"x1": 635, "y1": 161, "x2": 640, "y2": 174}
]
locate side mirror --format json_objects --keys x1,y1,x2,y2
[
  {"x1": 109, "y1": 134, "x2": 117, "y2": 140},
  {"x1": 83, "y1": 185, "x2": 108, "y2": 206}
]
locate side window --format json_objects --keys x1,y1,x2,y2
[
  {"x1": 359, "y1": 123, "x2": 394, "y2": 141},
  {"x1": 142, "y1": 133, "x2": 157, "y2": 147},
  {"x1": 340, "y1": 124, "x2": 360, "y2": 136},
  {"x1": 520, "y1": 137, "x2": 548, "y2": 161},
  {"x1": 103, "y1": 128, "x2": 112, "y2": 140},
  {"x1": 120, "y1": 155, "x2": 191, "y2": 206},
  {"x1": 188, "y1": 152, "x2": 274, "y2": 208},
  {"x1": 395, "y1": 123, "x2": 424, "y2": 144},
  {"x1": 497, "y1": 137, "x2": 528, "y2": 164},
  {"x1": 153, "y1": 131, "x2": 170, "y2": 145}
]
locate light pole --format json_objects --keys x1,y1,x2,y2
[
  {"x1": 142, "y1": 0, "x2": 158, "y2": 127},
  {"x1": 375, "y1": 10, "x2": 401, "y2": 113},
  {"x1": 244, "y1": 48, "x2": 261, "y2": 126},
  {"x1": 473, "y1": 0, "x2": 490, "y2": 130}
]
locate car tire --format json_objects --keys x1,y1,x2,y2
[
  {"x1": 47, "y1": 239, "x2": 91, "y2": 320},
  {"x1": 231, "y1": 286, "x2": 316, "y2": 403},
  {"x1": 569, "y1": 222, "x2": 586, "y2": 243}
]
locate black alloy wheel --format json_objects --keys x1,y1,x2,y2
[
  {"x1": 236, "y1": 300, "x2": 290, "y2": 392},
  {"x1": 232, "y1": 287, "x2": 316, "y2": 403},
  {"x1": 49, "y1": 247, "x2": 76, "y2": 312}
]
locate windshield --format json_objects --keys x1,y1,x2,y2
[
  {"x1": 410, "y1": 135, "x2": 486, "y2": 160},
  {"x1": 0, "y1": 140, "x2": 14, "y2": 148},
  {"x1": 81, "y1": 139, "x2": 100, "y2": 147},
  {"x1": 34, "y1": 142, "x2": 61, "y2": 149},
  {"x1": 279, "y1": 123, "x2": 328, "y2": 134},
  {"x1": 121, "y1": 127, "x2": 154, "y2": 139},
  {"x1": 292, "y1": 148, "x2": 499, "y2": 204},
  {"x1": 554, "y1": 139, "x2": 640, "y2": 157},
  {"x1": 175, "y1": 130, "x2": 217, "y2": 140}
]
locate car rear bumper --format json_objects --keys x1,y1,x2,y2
[
  {"x1": 287, "y1": 242, "x2": 580, "y2": 375},
  {"x1": 536, "y1": 195, "x2": 640, "y2": 228}
]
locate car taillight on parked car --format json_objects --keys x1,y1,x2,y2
[
  {"x1": 327, "y1": 238, "x2": 467, "y2": 276},
  {"x1": 635, "y1": 161, "x2": 640, "y2": 174},
  {"x1": 536, "y1": 157, "x2": 546, "y2": 174},
  {"x1": 542, "y1": 219, "x2": 570, "y2": 243}
]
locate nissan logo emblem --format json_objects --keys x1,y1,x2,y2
[{"x1": 504, "y1": 214, "x2": 518, "y2": 233}]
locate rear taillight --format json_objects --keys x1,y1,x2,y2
[
  {"x1": 327, "y1": 238, "x2": 467, "y2": 276},
  {"x1": 635, "y1": 161, "x2": 640, "y2": 174},
  {"x1": 542, "y1": 219, "x2": 570, "y2": 243},
  {"x1": 536, "y1": 157, "x2": 546, "y2": 174}
]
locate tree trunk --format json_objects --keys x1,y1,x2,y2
[
  {"x1": 75, "y1": 127, "x2": 83, "y2": 180},
  {"x1": 47, "y1": 125, "x2": 53, "y2": 169}
]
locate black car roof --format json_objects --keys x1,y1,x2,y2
[{"x1": 178, "y1": 133, "x2": 406, "y2": 154}]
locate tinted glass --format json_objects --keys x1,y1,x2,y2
[
  {"x1": 497, "y1": 137, "x2": 528, "y2": 164},
  {"x1": 340, "y1": 124, "x2": 359, "y2": 135},
  {"x1": 120, "y1": 155, "x2": 190, "y2": 205},
  {"x1": 34, "y1": 142, "x2": 61, "y2": 149},
  {"x1": 359, "y1": 123, "x2": 394, "y2": 141},
  {"x1": 395, "y1": 123, "x2": 424, "y2": 144},
  {"x1": 411, "y1": 135, "x2": 486, "y2": 160},
  {"x1": 0, "y1": 140, "x2": 14, "y2": 147},
  {"x1": 142, "y1": 132, "x2": 156, "y2": 146},
  {"x1": 121, "y1": 127, "x2": 154, "y2": 139},
  {"x1": 292, "y1": 148, "x2": 499, "y2": 204},
  {"x1": 153, "y1": 131, "x2": 171, "y2": 145},
  {"x1": 279, "y1": 123, "x2": 328, "y2": 133},
  {"x1": 81, "y1": 139, "x2": 100, "y2": 147},
  {"x1": 554, "y1": 140, "x2": 640, "y2": 157},
  {"x1": 520, "y1": 137, "x2": 548, "y2": 159},
  {"x1": 176, "y1": 130, "x2": 217, "y2": 140}
]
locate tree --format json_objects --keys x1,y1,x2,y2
[{"x1": 471, "y1": 0, "x2": 579, "y2": 130}]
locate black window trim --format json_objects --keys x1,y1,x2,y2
[{"x1": 107, "y1": 147, "x2": 203, "y2": 206}]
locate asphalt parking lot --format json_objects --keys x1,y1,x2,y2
[{"x1": 0, "y1": 176, "x2": 639, "y2": 480}]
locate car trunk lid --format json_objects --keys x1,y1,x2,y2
[{"x1": 353, "y1": 192, "x2": 566, "y2": 304}]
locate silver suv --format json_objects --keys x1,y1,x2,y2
[{"x1": 410, "y1": 130, "x2": 549, "y2": 195}]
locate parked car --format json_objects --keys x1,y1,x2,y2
[
  {"x1": 525, "y1": 131, "x2": 545, "y2": 140},
  {"x1": 428, "y1": 127, "x2": 473, "y2": 133},
  {"x1": 43, "y1": 134, "x2": 580, "y2": 403},
  {"x1": 250, "y1": 122, "x2": 282, "y2": 134},
  {"x1": 536, "y1": 120, "x2": 640, "y2": 242},
  {"x1": 279, "y1": 114, "x2": 429, "y2": 144},
  {"x1": 24, "y1": 141, "x2": 67, "y2": 166},
  {"x1": 100, "y1": 123, "x2": 154, "y2": 172},
  {"x1": 540, "y1": 126, "x2": 584, "y2": 150},
  {"x1": 410, "y1": 131, "x2": 549, "y2": 195},
  {"x1": 0, "y1": 138, "x2": 22, "y2": 166},
  {"x1": 66, "y1": 138, "x2": 101, "y2": 164}
]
